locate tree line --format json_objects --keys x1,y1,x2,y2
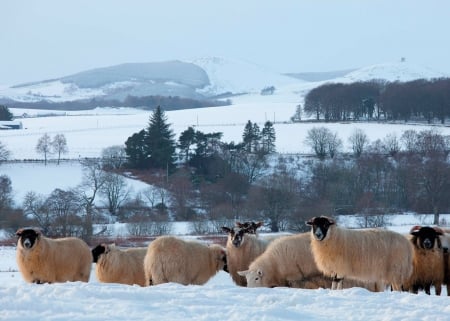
[
  {"x1": 1, "y1": 95, "x2": 229, "y2": 111},
  {"x1": 303, "y1": 78, "x2": 450, "y2": 123}
]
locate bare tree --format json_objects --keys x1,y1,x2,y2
[
  {"x1": 44, "y1": 188, "x2": 83, "y2": 237},
  {"x1": 23, "y1": 191, "x2": 52, "y2": 234},
  {"x1": 77, "y1": 158, "x2": 107, "y2": 241},
  {"x1": 101, "y1": 145, "x2": 127, "y2": 169},
  {"x1": 0, "y1": 175, "x2": 13, "y2": 212},
  {"x1": 0, "y1": 141, "x2": 10, "y2": 163},
  {"x1": 327, "y1": 131, "x2": 343, "y2": 159},
  {"x1": 349, "y1": 128, "x2": 369, "y2": 157},
  {"x1": 100, "y1": 172, "x2": 131, "y2": 215},
  {"x1": 36, "y1": 133, "x2": 52, "y2": 165},
  {"x1": 52, "y1": 133, "x2": 68, "y2": 165},
  {"x1": 304, "y1": 127, "x2": 331, "y2": 160},
  {"x1": 400, "y1": 129, "x2": 418, "y2": 153},
  {"x1": 382, "y1": 133, "x2": 400, "y2": 156}
]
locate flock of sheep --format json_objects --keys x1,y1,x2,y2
[{"x1": 14, "y1": 216, "x2": 450, "y2": 296}]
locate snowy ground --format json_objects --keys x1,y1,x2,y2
[{"x1": 1, "y1": 241, "x2": 450, "y2": 321}]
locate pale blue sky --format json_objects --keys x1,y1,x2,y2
[{"x1": 1, "y1": 0, "x2": 449, "y2": 85}]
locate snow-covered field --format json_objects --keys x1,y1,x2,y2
[{"x1": 2, "y1": 213, "x2": 450, "y2": 321}]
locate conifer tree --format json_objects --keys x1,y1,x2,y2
[{"x1": 144, "y1": 106, "x2": 176, "y2": 171}]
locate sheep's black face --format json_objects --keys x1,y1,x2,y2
[
  {"x1": 231, "y1": 229, "x2": 245, "y2": 248},
  {"x1": 91, "y1": 244, "x2": 107, "y2": 263},
  {"x1": 306, "y1": 216, "x2": 335, "y2": 242},
  {"x1": 411, "y1": 226, "x2": 441, "y2": 250},
  {"x1": 222, "y1": 226, "x2": 247, "y2": 248},
  {"x1": 17, "y1": 229, "x2": 39, "y2": 249}
]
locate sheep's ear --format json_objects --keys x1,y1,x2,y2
[
  {"x1": 237, "y1": 270, "x2": 249, "y2": 277},
  {"x1": 306, "y1": 217, "x2": 315, "y2": 226},
  {"x1": 328, "y1": 218, "x2": 336, "y2": 225},
  {"x1": 410, "y1": 225, "x2": 422, "y2": 235},
  {"x1": 16, "y1": 228, "x2": 24, "y2": 236},
  {"x1": 221, "y1": 227, "x2": 232, "y2": 234},
  {"x1": 256, "y1": 221, "x2": 264, "y2": 228},
  {"x1": 433, "y1": 227, "x2": 444, "y2": 235}
]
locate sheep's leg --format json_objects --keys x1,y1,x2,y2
[
  {"x1": 331, "y1": 275, "x2": 343, "y2": 290},
  {"x1": 424, "y1": 284, "x2": 431, "y2": 295},
  {"x1": 435, "y1": 283, "x2": 442, "y2": 296}
]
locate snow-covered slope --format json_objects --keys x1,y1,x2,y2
[
  {"x1": 337, "y1": 61, "x2": 447, "y2": 83},
  {"x1": 189, "y1": 56, "x2": 301, "y2": 96}
]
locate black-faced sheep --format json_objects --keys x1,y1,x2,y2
[
  {"x1": 403, "y1": 225, "x2": 445, "y2": 295},
  {"x1": 222, "y1": 226, "x2": 270, "y2": 286},
  {"x1": 143, "y1": 236, "x2": 227, "y2": 286},
  {"x1": 306, "y1": 216, "x2": 413, "y2": 291},
  {"x1": 16, "y1": 228, "x2": 92, "y2": 284},
  {"x1": 92, "y1": 243, "x2": 147, "y2": 286}
]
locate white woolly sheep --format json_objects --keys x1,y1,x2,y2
[
  {"x1": 16, "y1": 228, "x2": 92, "y2": 284},
  {"x1": 92, "y1": 243, "x2": 147, "y2": 286},
  {"x1": 438, "y1": 229, "x2": 450, "y2": 295},
  {"x1": 237, "y1": 233, "x2": 327, "y2": 288},
  {"x1": 403, "y1": 225, "x2": 445, "y2": 295},
  {"x1": 237, "y1": 232, "x2": 378, "y2": 291},
  {"x1": 221, "y1": 225, "x2": 271, "y2": 286},
  {"x1": 144, "y1": 236, "x2": 227, "y2": 286},
  {"x1": 306, "y1": 216, "x2": 414, "y2": 291}
]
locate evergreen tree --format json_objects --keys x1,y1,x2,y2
[
  {"x1": 242, "y1": 120, "x2": 254, "y2": 152},
  {"x1": 144, "y1": 106, "x2": 176, "y2": 171},
  {"x1": 251, "y1": 122, "x2": 261, "y2": 152},
  {"x1": 178, "y1": 126, "x2": 196, "y2": 163},
  {"x1": 261, "y1": 121, "x2": 276, "y2": 153},
  {"x1": 0, "y1": 105, "x2": 13, "y2": 121},
  {"x1": 124, "y1": 129, "x2": 147, "y2": 168}
]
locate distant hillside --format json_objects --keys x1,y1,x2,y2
[
  {"x1": 285, "y1": 69, "x2": 355, "y2": 82},
  {"x1": 0, "y1": 58, "x2": 447, "y2": 110}
]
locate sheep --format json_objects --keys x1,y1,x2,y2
[
  {"x1": 144, "y1": 236, "x2": 227, "y2": 286},
  {"x1": 403, "y1": 225, "x2": 445, "y2": 295},
  {"x1": 237, "y1": 233, "x2": 328, "y2": 288},
  {"x1": 306, "y1": 216, "x2": 414, "y2": 291},
  {"x1": 237, "y1": 232, "x2": 378, "y2": 291},
  {"x1": 221, "y1": 225, "x2": 271, "y2": 286},
  {"x1": 436, "y1": 228, "x2": 450, "y2": 295},
  {"x1": 16, "y1": 228, "x2": 92, "y2": 284},
  {"x1": 92, "y1": 243, "x2": 147, "y2": 286}
]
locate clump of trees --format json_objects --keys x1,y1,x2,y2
[
  {"x1": 303, "y1": 78, "x2": 450, "y2": 123},
  {"x1": 35, "y1": 133, "x2": 69, "y2": 165}
]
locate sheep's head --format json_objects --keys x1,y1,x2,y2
[
  {"x1": 238, "y1": 269, "x2": 267, "y2": 287},
  {"x1": 91, "y1": 244, "x2": 108, "y2": 263},
  {"x1": 221, "y1": 226, "x2": 247, "y2": 248},
  {"x1": 306, "y1": 216, "x2": 336, "y2": 241},
  {"x1": 235, "y1": 221, "x2": 264, "y2": 234},
  {"x1": 16, "y1": 228, "x2": 41, "y2": 250},
  {"x1": 410, "y1": 226, "x2": 443, "y2": 250}
]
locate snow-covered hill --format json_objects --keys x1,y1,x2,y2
[{"x1": 336, "y1": 61, "x2": 447, "y2": 83}]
